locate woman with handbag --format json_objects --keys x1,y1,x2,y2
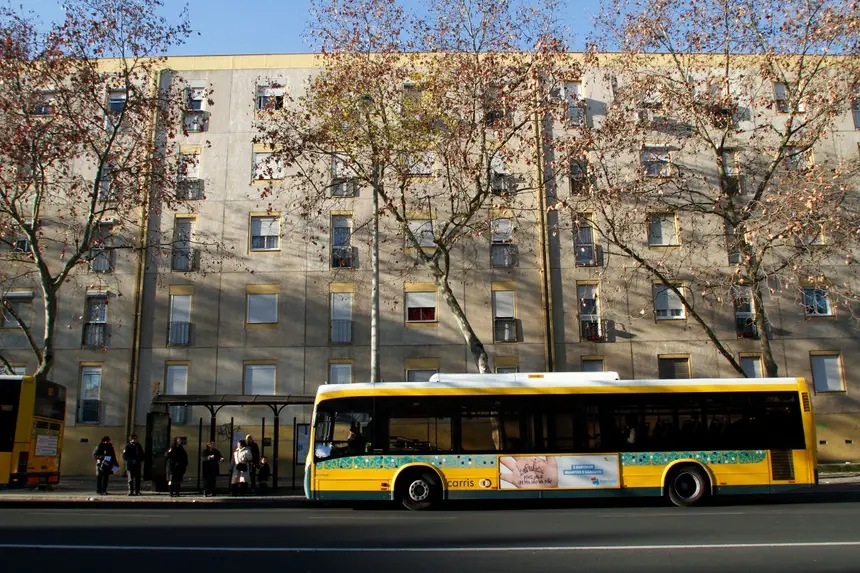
[
  {"x1": 230, "y1": 439, "x2": 253, "y2": 496},
  {"x1": 92, "y1": 436, "x2": 118, "y2": 495}
]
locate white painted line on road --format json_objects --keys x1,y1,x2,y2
[
  {"x1": 26, "y1": 511, "x2": 163, "y2": 518},
  {"x1": 308, "y1": 516, "x2": 456, "y2": 521},
  {"x1": 2, "y1": 541, "x2": 860, "y2": 553}
]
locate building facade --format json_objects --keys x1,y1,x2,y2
[{"x1": 2, "y1": 53, "x2": 858, "y2": 476}]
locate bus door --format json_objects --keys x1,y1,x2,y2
[{"x1": 0, "y1": 377, "x2": 23, "y2": 487}]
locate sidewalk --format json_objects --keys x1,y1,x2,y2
[{"x1": 0, "y1": 477, "x2": 307, "y2": 507}]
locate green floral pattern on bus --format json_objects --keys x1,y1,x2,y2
[
  {"x1": 316, "y1": 454, "x2": 498, "y2": 470},
  {"x1": 621, "y1": 450, "x2": 767, "y2": 467}
]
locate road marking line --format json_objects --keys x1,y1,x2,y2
[
  {"x1": 26, "y1": 511, "x2": 162, "y2": 518},
  {"x1": 2, "y1": 542, "x2": 860, "y2": 553}
]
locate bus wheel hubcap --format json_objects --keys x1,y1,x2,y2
[
  {"x1": 409, "y1": 480, "x2": 430, "y2": 502},
  {"x1": 675, "y1": 473, "x2": 700, "y2": 500}
]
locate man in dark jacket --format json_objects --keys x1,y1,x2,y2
[
  {"x1": 201, "y1": 441, "x2": 223, "y2": 497},
  {"x1": 122, "y1": 434, "x2": 145, "y2": 496},
  {"x1": 165, "y1": 438, "x2": 188, "y2": 497},
  {"x1": 92, "y1": 436, "x2": 118, "y2": 495},
  {"x1": 245, "y1": 434, "x2": 260, "y2": 492}
]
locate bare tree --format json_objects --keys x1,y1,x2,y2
[
  {"x1": 0, "y1": 0, "x2": 193, "y2": 378},
  {"x1": 257, "y1": 0, "x2": 569, "y2": 373},
  {"x1": 554, "y1": 0, "x2": 860, "y2": 376}
]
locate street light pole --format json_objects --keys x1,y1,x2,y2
[{"x1": 370, "y1": 159, "x2": 380, "y2": 383}]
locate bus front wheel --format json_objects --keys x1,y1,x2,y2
[
  {"x1": 398, "y1": 471, "x2": 440, "y2": 511},
  {"x1": 667, "y1": 465, "x2": 710, "y2": 507}
]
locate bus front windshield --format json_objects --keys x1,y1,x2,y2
[{"x1": 314, "y1": 399, "x2": 373, "y2": 460}]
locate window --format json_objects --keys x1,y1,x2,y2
[
  {"x1": 313, "y1": 399, "x2": 375, "y2": 459},
  {"x1": 406, "y1": 151, "x2": 434, "y2": 176},
  {"x1": 582, "y1": 358, "x2": 604, "y2": 372},
  {"x1": 773, "y1": 82, "x2": 804, "y2": 113},
  {"x1": 331, "y1": 215, "x2": 353, "y2": 268},
  {"x1": 1, "y1": 292, "x2": 33, "y2": 328},
  {"x1": 256, "y1": 82, "x2": 284, "y2": 111},
  {"x1": 853, "y1": 84, "x2": 860, "y2": 129},
  {"x1": 250, "y1": 215, "x2": 280, "y2": 251},
  {"x1": 570, "y1": 157, "x2": 588, "y2": 194},
  {"x1": 79, "y1": 365, "x2": 101, "y2": 424},
  {"x1": 329, "y1": 362, "x2": 353, "y2": 385},
  {"x1": 244, "y1": 363, "x2": 276, "y2": 395},
  {"x1": 172, "y1": 218, "x2": 195, "y2": 271},
  {"x1": 107, "y1": 89, "x2": 126, "y2": 129},
  {"x1": 491, "y1": 218, "x2": 516, "y2": 268},
  {"x1": 804, "y1": 287, "x2": 832, "y2": 317},
  {"x1": 407, "y1": 219, "x2": 434, "y2": 248},
  {"x1": 578, "y1": 284, "x2": 602, "y2": 341},
  {"x1": 33, "y1": 90, "x2": 56, "y2": 116},
  {"x1": 726, "y1": 221, "x2": 743, "y2": 265},
  {"x1": 658, "y1": 356, "x2": 691, "y2": 379},
  {"x1": 12, "y1": 234, "x2": 30, "y2": 254},
  {"x1": 330, "y1": 292, "x2": 353, "y2": 343},
  {"x1": 246, "y1": 292, "x2": 278, "y2": 324},
  {"x1": 493, "y1": 290, "x2": 517, "y2": 343},
  {"x1": 733, "y1": 285, "x2": 758, "y2": 339},
  {"x1": 165, "y1": 364, "x2": 188, "y2": 395},
  {"x1": 784, "y1": 146, "x2": 812, "y2": 171},
  {"x1": 0, "y1": 364, "x2": 25, "y2": 375},
  {"x1": 177, "y1": 153, "x2": 203, "y2": 200},
  {"x1": 98, "y1": 162, "x2": 115, "y2": 201},
  {"x1": 741, "y1": 355, "x2": 763, "y2": 378},
  {"x1": 490, "y1": 154, "x2": 511, "y2": 194},
  {"x1": 796, "y1": 225, "x2": 825, "y2": 247},
  {"x1": 641, "y1": 147, "x2": 671, "y2": 177},
  {"x1": 83, "y1": 295, "x2": 107, "y2": 348},
  {"x1": 811, "y1": 353, "x2": 844, "y2": 392},
  {"x1": 89, "y1": 224, "x2": 113, "y2": 273},
  {"x1": 253, "y1": 151, "x2": 284, "y2": 181},
  {"x1": 406, "y1": 369, "x2": 438, "y2": 382},
  {"x1": 179, "y1": 152, "x2": 200, "y2": 179},
  {"x1": 496, "y1": 367, "x2": 518, "y2": 374},
  {"x1": 721, "y1": 150, "x2": 742, "y2": 195},
  {"x1": 654, "y1": 284, "x2": 686, "y2": 320},
  {"x1": 574, "y1": 213, "x2": 597, "y2": 266},
  {"x1": 186, "y1": 86, "x2": 205, "y2": 112},
  {"x1": 648, "y1": 212, "x2": 679, "y2": 246},
  {"x1": 184, "y1": 85, "x2": 207, "y2": 132},
  {"x1": 405, "y1": 290, "x2": 437, "y2": 323},
  {"x1": 331, "y1": 153, "x2": 357, "y2": 197},
  {"x1": 388, "y1": 412, "x2": 451, "y2": 452},
  {"x1": 564, "y1": 80, "x2": 585, "y2": 126},
  {"x1": 168, "y1": 293, "x2": 192, "y2": 346}
]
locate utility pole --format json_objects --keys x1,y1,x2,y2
[{"x1": 370, "y1": 159, "x2": 380, "y2": 383}]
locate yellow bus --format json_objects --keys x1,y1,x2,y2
[
  {"x1": 306, "y1": 373, "x2": 817, "y2": 509},
  {"x1": 0, "y1": 375, "x2": 66, "y2": 488}
]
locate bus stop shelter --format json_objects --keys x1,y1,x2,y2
[{"x1": 149, "y1": 393, "x2": 315, "y2": 490}]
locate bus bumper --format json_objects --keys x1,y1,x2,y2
[{"x1": 9, "y1": 472, "x2": 60, "y2": 488}]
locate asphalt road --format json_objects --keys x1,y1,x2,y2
[{"x1": 1, "y1": 497, "x2": 860, "y2": 572}]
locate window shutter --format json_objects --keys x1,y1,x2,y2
[
  {"x1": 490, "y1": 153, "x2": 508, "y2": 175},
  {"x1": 406, "y1": 291, "x2": 436, "y2": 310},
  {"x1": 812, "y1": 355, "x2": 843, "y2": 392},
  {"x1": 661, "y1": 215, "x2": 676, "y2": 244},
  {"x1": 258, "y1": 217, "x2": 279, "y2": 236},
  {"x1": 165, "y1": 365, "x2": 188, "y2": 395},
  {"x1": 655, "y1": 286, "x2": 669, "y2": 313},
  {"x1": 741, "y1": 357, "x2": 763, "y2": 378},
  {"x1": 493, "y1": 291, "x2": 515, "y2": 318},
  {"x1": 649, "y1": 216, "x2": 663, "y2": 244},
  {"x1": 773, "y1": 82, "x2": 787, "y2": 100},
  {"x1": 667, "y1": 287, "x2": 683, "y2": 313},
  {"x1": 331, "y1": 293, "x2": 352, "y2": 320},
  {"x1": 247, "y1": 293, "x2": 278, "y2": 323},
  {"x1": 492, "y1": 218, "x2": 512, "y2": 242},
  {"x1": 81, "y1": 367, "x2": 102, "y2": 399},
  {"x1": 169, "y1": 294, "x2": 192, "y2": 323}
]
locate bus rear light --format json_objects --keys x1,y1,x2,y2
[
  {"x1": 26, "y1": 477, "x2": 38, "y2": 485},
  {"x1": 48, "y1": 475, "x2": 59, "y2": 483},
  {"x1": 17, "y1": 452, "x2": 29, "y2": 473}
]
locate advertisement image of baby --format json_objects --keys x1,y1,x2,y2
[{"x1": 499, "y1": 455, "x2": 621, "y2": 490}]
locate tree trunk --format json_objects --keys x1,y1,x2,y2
[
  {"x1": 34, "y1": 285, "x2": 58, "y2": 380},
  {"x1": 753, "y1": 279, "x2": 780, "y2": 377},
  {"x1": 435, "y1": 276, "x2": 490, "y2": 373}
]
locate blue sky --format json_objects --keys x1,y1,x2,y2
[{"x1": 21, "y1": 0, "x2": 603, "y2": 56}]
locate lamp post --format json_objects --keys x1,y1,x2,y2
[{"x1": 359, "y1": 94, "x2": 381, "y2": 383}]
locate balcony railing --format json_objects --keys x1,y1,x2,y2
[
  {"x1": 494, "y1": 317, "x2": 518, "y2": 343},
  {"x1": 78, "y1": 399, "x2": 100, "y2": 424},
  {"x1": 580, "y1": 318, "x2": 606, "y2": 342},
  {"x1": 332, "y1": 246, "x2": 354, "y2": 269},
  {"x1": 168, "y1": 321, "x2": 192, "y2": 346},
  {"x1": 736, "y1": 315, "x2": 759, "y2": 339},
  {"x1": 331, "y1": 319, "x2": 353, "y2": 344},
  {"x1": 82, "y1": 323, "x2": 106, "y2": 348},
  {"x1": 491, "y1": 244, "x2": 518, "y2": 268},
  {"x1": 172, "y1": 249, "x2": 198, "y2": 272}
]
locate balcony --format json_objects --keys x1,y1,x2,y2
[
  {"x1": 491, "y1": 244, "x2": 518, "y2": 268},
  {"x1": 494, "y1": 318, "x2": 518, "y2": 343},
  {"x1": 172, "y1": 249, "x2": 198, "y2": 272},
  {"x1": 330, "y1": 319, "x2": 353, "y2": 344},
  {"x1": 736, "y1": 315, "x2": 759, "y2": 339},
  {"x1": 580, "y1": 318, "x2": 606, "y2": 342},
  {"x1": 82, "y1": 323, "x2": 106, "y2": 348},
  {"x1": 168, "y1": 321, "x2": 192, "y2": 346},
  {"x1": 332, "y1": 246, "x2": 354, "y2": 269},
  {"x1": 176, "y1": 178, "x2": 204, "y2": 200},
  {"x1": 78, "y1": 399, "x2": 100, "y2": 424}
]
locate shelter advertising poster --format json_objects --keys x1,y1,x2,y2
[{"x1": 499, "y1": 454, "x2": 620, "y2": 489}]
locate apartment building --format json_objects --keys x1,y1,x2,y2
[{"x1": 2, "y1": 53, "x2": 858, "y2": 476}]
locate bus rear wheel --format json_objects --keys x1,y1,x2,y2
[
  {"x1": 667, "y1": 465, "x2": 710, "y2": 507},
  {"x1": 398, "y1": 471, "x2": 440, "y2": 511}
]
